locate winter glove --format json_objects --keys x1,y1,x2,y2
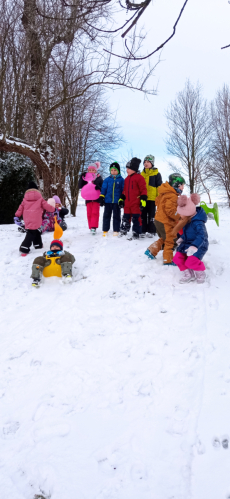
[
  {"x1": 14, "y1": 216, "x2": 22, "y2": 226},
  {"x1": 118, "y1": 194, "x2": 126, "y2": 209},
  {"x1": 185, "y1": 246, "x2": 198, "y2": 256},
  {"x1": 99, "y1": 195, "x2": 105, "y2": 207},
  {"x1": 176, "y1": 237, "x2": 183, "y2": 245},
  {"x1": 140, "y1": 199, "x2": 146, "y2": 211},
  {"x1": 94, "y1": 185, "x2": 101, "y2": 190}
]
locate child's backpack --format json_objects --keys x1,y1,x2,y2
[{"x1": 81, "y1": 172, "x2": 100, "y2": 200}]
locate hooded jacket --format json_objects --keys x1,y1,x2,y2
[
  {"x1": 155, "y1": 182, "x2": 180, "y2": 225},
  {"x1": 100, "y1": 174, "x2": 125, "y2": 203},
  {"x1": 177, "y1": 207, "x2": 209, "y2": 260},
  {"x1": 141, "y1": 168, "x2": 162, "y2": 201},
  {"x1": 122, "y1": 172, "x2": 147, "y2": 213},
  {"x1": 15, "y1": 189, "x2": 55, "y2": 230}
]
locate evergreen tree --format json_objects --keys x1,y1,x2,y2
[{"x1": 0, "y1": 153, "x2": 36, "y2": 224}]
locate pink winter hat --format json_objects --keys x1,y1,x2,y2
[
  {"x1": 87, "y1": 161, "x2": 100, "y2": 171},
  {"x1": 177, "y1": 193, "x2": 200, "y2": 217},
  {"x1": 47, "y1": 198, "x2": 56, "y2": 208}
]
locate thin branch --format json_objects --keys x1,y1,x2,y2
[
  {"x1": 221, "y1": 43, "x2": 230, "y2": 50},
  {"x1": 122, "y1": 0, "x2": 151, "y2": 38},
  {"x1": 104, "y1": 0, "x2": 189, "y2": 60}
]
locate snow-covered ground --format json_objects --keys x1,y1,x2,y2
[{"x1": 0, "y1": 205, "x2": 229, "y2": 499}]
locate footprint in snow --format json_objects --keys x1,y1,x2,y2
[
  {"x1": 3, "y1": 421, "x2": 20, "y2": 437},
  {"x1": 222, "y1": 436, "x2": 229, "y2": 449},
  {"x1": 212, "y1": 437, "x2": 221, "y2": 448},
  {"x1": 33, "y1": 423, "x2": 70, "y2": 441}
]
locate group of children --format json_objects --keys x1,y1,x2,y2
[
  {"x1": 78, "y1": 158, "x2": 209, "y2": 284},
  {"x1": 78, "y1": 155, "x2": 162, "y2": 239},
  {"x1": 14, "y1": 158, "x2": 209, "y2": 286}
]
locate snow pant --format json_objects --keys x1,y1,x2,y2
[
  {"x1": 86, "y1": 201, "x2": 100, "y2": 229},
  {"x1": 121, "y1": 212, "x2": 142, "y2": 235},
  {"x1": 103, "y1": 203, "x2": 121, "y2": 232},
  {"x1": 148, "y1": 220, "x2": 176, "y2": 264},
  {"x1": 141, "y1": 200, "x2": 156, "y2": 234},
  {"x1": 173, "y1": 252, "x2": 206, "y2": 271},
  {"x1": 31, "y1": 254, "x2": 75, "y2": 279},
  {"x1": 20, "y1": 229, "x2": 43, "y2": 254}
]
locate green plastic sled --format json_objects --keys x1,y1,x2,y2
[{"x1": 200, "y1": 201, "x2": 219, "y2": 227}]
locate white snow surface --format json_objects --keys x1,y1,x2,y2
[{"x1": 0, "y1": 205, "x2": 229, "y2": 499}]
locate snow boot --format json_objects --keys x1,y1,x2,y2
[
  {"x1": 119, "y1": 231, "x2": 127, "y2": 237},
  {"x1": 103, "y1": 231, "x2": 108, "y2": 237},
  {"x1": 91, "y1": 228, "x2": 96, "y2": 235},
  {"x1": 163, "y1": 262, "x2": 176, "y2": 266},
  {"x1": 32, "y1": 278, "x2": 41, "y2": 288},
  {"x1": 127, "y1": 232, "x2": 139, "y2": 240},
  {"x1": 113, "y1": 232, "x2": 119, "y2": 236},
  {"x1": 146, "y1": 232, "x2": 155, "y2": 238},
  {"x1": 179, "y1": 269, "x2": 195, "y2": 283},
  {"x1": 62, "y1": 274, "x2": 72, "y2": 284},
  {"x1": 21, "y1": 253, "x2": 27, "y2": 257},
  {"x1": 140, "y1": 233, "x2": 146, "y2": 238},
  {"x1": 195, "y1": 270, "x2": 206, "y2": 284},
  {"x1": 144, "y1": 249, "x2": 156, "y2": 260}
]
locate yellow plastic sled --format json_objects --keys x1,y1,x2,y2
[
  {"x1": 43, "y1": 255, "x2": 62, "y2": 278},
  {"x1": 54, "y1": 216, "x2": 63, "y2": 239}
]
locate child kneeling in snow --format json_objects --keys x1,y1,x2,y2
[
  {"x1": 40, "y1": 198, "x2": 63, "y2": 234},
  {"x1": 173, "y1": 194, "x2": 209, "y2": 284},
  {"x1": 31, "y1": 239, "x2": 75, "y2": 287}
]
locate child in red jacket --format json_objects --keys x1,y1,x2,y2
[{"x1": 118, "y1": 157, "x2": 147, "y2": 239}]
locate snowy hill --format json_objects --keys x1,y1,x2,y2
[{"x1": 0, "y1": 205, "x2": 229, "y2": 499}]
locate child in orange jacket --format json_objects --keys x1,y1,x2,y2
[{"x1": 144, "y1": 173, "x2": 185, "y2": 265}]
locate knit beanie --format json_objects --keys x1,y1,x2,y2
[
  {"x1": 47, "y1": 198, "x2": 56, "y2": 208},
  {"x1": 50, "y1": 239, "x2": 63, "y2": 251},
  {"x1": 177, "y1": 193, "x2": 200, "y2": 217},
  {"x1": 28, "y1": 181, "x2": 38, "y2": 190},
  {"x1": 53, "y1": 195, "x2": 61, "y2": 204},
  {"x1": 126, "y1": 157, "x2": 141, "y2": 173},
  {"x1": 143, "y1": 155, "x2": 155, "y2": 167},
  {"x1": 87, "y1": 161, "x2": 100, "y2": 171},
  {"x1": 110, "y1": 162, "x2": 120, "y2": 174}
]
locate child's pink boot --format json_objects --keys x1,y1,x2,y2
[
  {"x1": 195, "y1": 270, "x2": 206, "y2": 284},
  {"x1": 179, "y1": 269, "x2": 195, "y2": 284}
]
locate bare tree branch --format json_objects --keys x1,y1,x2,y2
[{"x1": 104, "y1": 0, "x2": 189, "y2": 60}]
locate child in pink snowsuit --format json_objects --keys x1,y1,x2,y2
[
  {"x1": 78, "y1": 162, "x2": 103, "y2": 234},
  {"x1": 173, "y1": 193, "x2": 209, "y2": 284}
]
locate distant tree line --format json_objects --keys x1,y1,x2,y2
[{"x1": 166, "y1": 80, "x2": 230, "y2": 205}]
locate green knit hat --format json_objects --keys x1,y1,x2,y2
[{"x1": 110, "y1": 162, "x2": 120, "y2": 174}]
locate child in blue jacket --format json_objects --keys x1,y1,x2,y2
[
  {"x1": 173, "y1": 193, "x2": 209, "y2": 284},
  {"x1": 99, "y1": 162, "x2": 124, "y2": 235}
]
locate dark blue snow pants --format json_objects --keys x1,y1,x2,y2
[
  {"x1": 102, "y1": 203, "x2": 121, "y2": 232},
  {"x1": 121, "y1": 213, "x2": 142, "y2": 235}
]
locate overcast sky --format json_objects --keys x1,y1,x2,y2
[{"x1": 107, "y1": 0, "x2": 230, "y2": 180}]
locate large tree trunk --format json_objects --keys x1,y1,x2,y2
[{"x1": 0, "y1": 135, "x2": 64, "y2": 200}]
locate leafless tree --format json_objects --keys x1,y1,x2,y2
[
  {"x1": 165, "y1": 80, "x2": 212, "y2": 194},
  {"x1": 0, "y1": 0, "x2": 189, "y2": 199},
  {"x1": 50, "y1": 85, "x2": 122, "y2": 215},
  {"x1": 209, "y1": 85, "x2": 230, "y2": 206}
]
